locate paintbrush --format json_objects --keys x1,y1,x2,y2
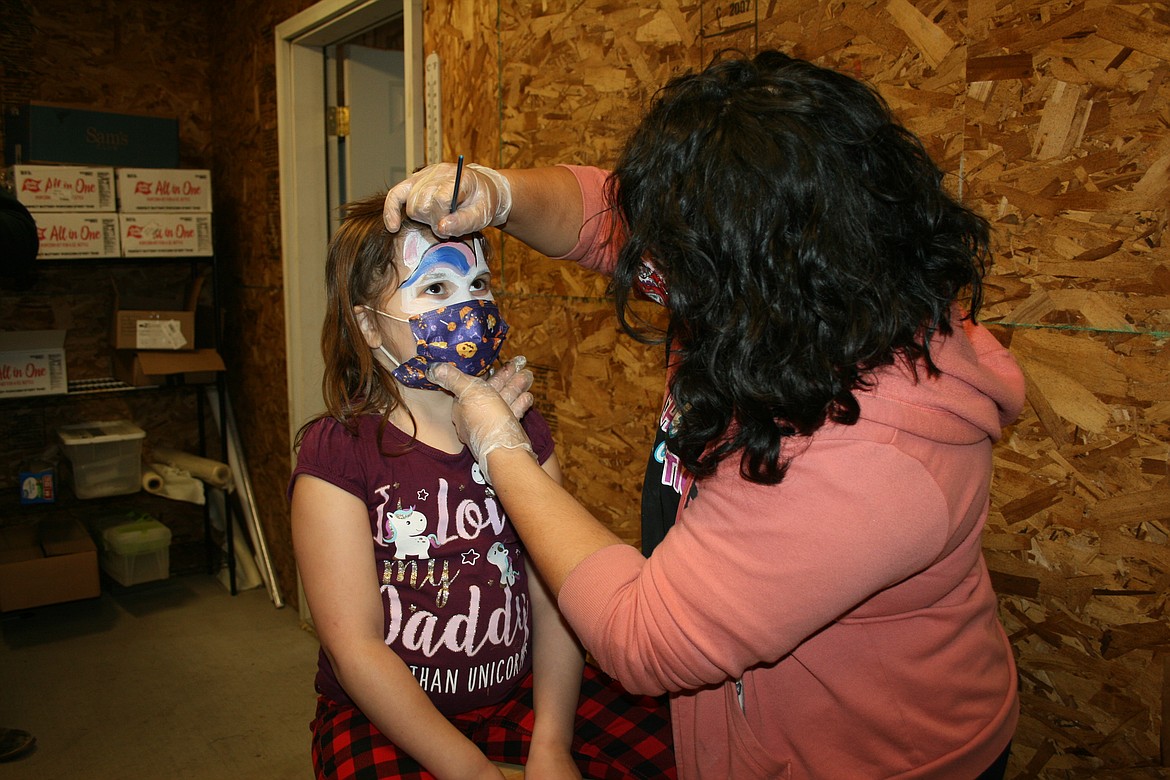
[{"x1": 450, "y1": 154, "x2": 464, "y2": 214}]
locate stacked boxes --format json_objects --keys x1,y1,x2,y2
[
  {"x1": 116, "y1": 168, "x2": 213, "y2": 256},
  {"x1": 4, "y1": 156, "x2": 222, "y2": 388},
  {"x1": 10, "y1": 164, "x2": 121, "y2": 259},
  {"x1": 6, "y1": 164, "x2": 214, "y2": 259}
]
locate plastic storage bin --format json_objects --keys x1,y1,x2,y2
[
  {"x1": 57, "y1": 420, "x2": 145, "y2": 499},
  {"x1": 100, "y1": 518, "x2": 171, "y2": 586}
]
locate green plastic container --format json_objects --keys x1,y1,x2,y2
[{"x1": 101, "y1": 519, "x2": 171, "y2": 586}]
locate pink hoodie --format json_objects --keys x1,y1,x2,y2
[{"x1": 555, "y1": 165, "x2": 1024, "y2": 779}]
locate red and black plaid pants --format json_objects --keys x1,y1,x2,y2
[{"x1": 311, "y1": 663, "x2": 676, "y2": 779}]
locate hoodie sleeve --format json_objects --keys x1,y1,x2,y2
[{"x1": 557, "y1": 437, "x2": 952, "y2": 695}]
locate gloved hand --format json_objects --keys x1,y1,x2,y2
[
  {"x1": 427, "y1": 359, "x2": 536, "y2": 485},
  {"x1": 487, "y1": 355, "x2": 535, "y2": 420},
  {"x1": 383, "y1": 161, "x2": 512, "y2": 238}
]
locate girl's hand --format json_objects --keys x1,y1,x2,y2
[
  {"x1": 523, "y1": 742, "x2": 583, "y2": 780},
  {"x1": 468, "y1": 764, "x2": 509, "y2": 780}
]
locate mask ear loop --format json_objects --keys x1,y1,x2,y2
[
  {"x1": 378, "y1": 344, "x2": 401, "y2": 368},
  {"x1": 360, "y1": 305, "x2": 408, "y2": 368}
]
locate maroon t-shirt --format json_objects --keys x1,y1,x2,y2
[{"x1": 290, "y1": 410, "x2": 555, "y2": 716}]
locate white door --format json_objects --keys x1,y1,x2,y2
[
  {"x1": 346, "y1": 45, "x2": 408, "y2": 202},
  {"x1": 325, "y1": 43, "x2": 408, "y2": 226}
]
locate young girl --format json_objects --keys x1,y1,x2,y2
[{"x1": 289, "y1": 193, "x2": 675, "y2": 780}]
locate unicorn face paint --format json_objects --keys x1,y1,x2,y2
[
  {"x1": 396, "y1": 232, "x2": 493, "y2": 315},
  {"x1": 364, "y1": 230, "x2": 507, "y2": 390}
]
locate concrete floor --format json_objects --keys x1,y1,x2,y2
[{"x1": 0, "y1": 573, "x2": 319, "y2": 780}]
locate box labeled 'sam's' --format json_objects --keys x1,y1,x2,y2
[{"x1": 4, "y1": 102, "x2": 179, "y2": 168}]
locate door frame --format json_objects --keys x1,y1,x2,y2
[
  {"x1": 275, "y1": 0, "x2": 424, "y2": 623},
  {"x1": 275, "y1": 0, "x2": 424, "y2": 454}
]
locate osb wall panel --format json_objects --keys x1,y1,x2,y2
[
  {"x1": 423, "y1": 1, "x2": 669, "y2": 540},
  {"x1": 428, "y1": 1, "x2": 1170, "y2": 777},
  {"x1": 498, "y1": 2, "x2": 705, "y2": 301},
  {"x1": 965, "y1": 4, "x2": 1170, "y2": 774},
  {"x1": 504, "y1": 296, "x2": 669, "y2": 540}
]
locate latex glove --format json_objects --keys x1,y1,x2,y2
[
  {"x1": 426, "y1": 361, "x2": 535, "y2": 485},
  {"x1": 383, "y1": 162, "x2": 512, "y2": 238},
  {"x1": 486, "y1": 355, "x2": 535, "y2": 420}
]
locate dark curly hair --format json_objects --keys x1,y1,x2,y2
[{"x1": 607, "y1": 49, "x2": 989, "y2": 484}]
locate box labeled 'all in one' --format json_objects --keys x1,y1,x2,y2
[
  {"x1": 8, "y1": 165, "x2": 115, "y2": 211},
  {"x1": 0, "y1": 330, "x2": 67, "y2": 398},
  {"x1": 32, "y1": 211, "x2": 121, "y2": 259},
  {"x1": 116, "y1": 168, "x2": 212, "y2": 212},
  {"x1": 119, "y1": 213, "x2": 212, "y2": 257}
]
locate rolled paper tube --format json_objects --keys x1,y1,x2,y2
[
  {"x1": 152, "y1": 447, "x2": 233, "y2": 489},
  {"x1": 142, "y1": 465, "x2": 165, "y2": 494}
]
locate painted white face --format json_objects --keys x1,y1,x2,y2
[{"x1": 394, "y1": 231, "x2": 493, "y2": 316}]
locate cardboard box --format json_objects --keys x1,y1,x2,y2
[
  {"x1": 113, "y1": 348, "x2": 224, "y2": 387},
  {"x1": 0, "y1": 519, "x2": 100, "y2": 612},
  {"x1": 118, "y1": 212, "x2": 212, "y2": 257},
  {"x1": 4, "y1": 102, "x2": 179, "y2": 168},
  {"x1": 116, "y1": 168, "x2": 212, "y2": 212},
  {"x1": 112, "y1": 275, "x2": 202, "y2": 351},
  {"x1": 8, "y1": 165, "x2": 116, "y2": 211},
  {"x1": 0, "y1": 329, "x2": 68, "y2": 398},
  {"x1": 32, "y1": 211, "x2": 121, "y2": 259}
]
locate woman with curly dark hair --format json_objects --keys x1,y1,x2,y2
[{"x1": 384, "y1": 50, "x2": 1023, "y2": 779}]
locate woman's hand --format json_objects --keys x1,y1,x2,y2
[
  {"x1": 487, "y1": 356, "x2": 535, "y2": 420},
  {"x1": 427, "y1": 361, "x2": 535, "y2": 484},
  {"x1": 384, "y1": 161, "x2": 512, "y2": 238}
]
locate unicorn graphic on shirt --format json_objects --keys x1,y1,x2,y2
[
  {"x1": 486, "y1": 542, "x2": 517, "y2": 587},
  {"x1": 385, "y1": 503, "x2": 438, "y2": 560}
]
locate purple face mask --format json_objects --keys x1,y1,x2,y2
[{"x1": 367, "y1": 299, "x2": 509, "y2": 391}]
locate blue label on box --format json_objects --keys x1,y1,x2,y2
[
  {"x1": 5, "y1": 103, "x2": 179, "y2": 168},
  {"x1": 19, "y1": 470, "x2": 55, "y2": 504}
]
